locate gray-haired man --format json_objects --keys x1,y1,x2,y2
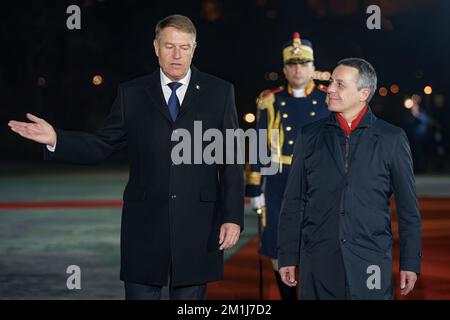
[{"x1": 278, "y1": 58, "x2": 422, "y2": 299}]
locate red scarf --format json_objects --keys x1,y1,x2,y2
[{"x1": 336, "y1": 105, "x2": 367, "y2": 136}]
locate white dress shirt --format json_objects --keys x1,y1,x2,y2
[
  {"x1": 160, "y1": 68, "x2": 191, "y2": 105},
  {"x1": 47, "y1": 68, "x2": 192, "y2": 152}
]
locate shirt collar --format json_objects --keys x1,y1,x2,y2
[
  {"x1": 335, "y1": 105, "x2": 368, "y2": 136},
  {"x1": 291, "y1": 88, "x2": 305, "y2": 98},
  {"x1": 160, "y1": 68, "x2": 191, "y2": 87}
]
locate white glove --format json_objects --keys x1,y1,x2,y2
[{"x1": 250, "y1": 193, "x2": 265, "y2": 210}]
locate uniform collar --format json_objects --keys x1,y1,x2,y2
[{"x1": 287, "y1": 80, "x2": 315, "y2": 98}]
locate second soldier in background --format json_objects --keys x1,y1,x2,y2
[{"x1": 246, "y1": 33, "x2": 329, "y2": 300}]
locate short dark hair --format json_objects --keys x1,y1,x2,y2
[
  {"x1": 337, "y1": 57, "x2": 377, "y2": 102},
  {"x1": 155, "y1": 14, "x2": 197, "y2": 42}
]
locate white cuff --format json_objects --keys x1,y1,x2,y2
[
  {"x1": 46, "y1": 140, "x2": 56, "y2": 152},
  {"x1": 250, "y1": 194, "x2": 265, "y2": 210}
]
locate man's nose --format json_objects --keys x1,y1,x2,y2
[
  {"x1": 327, "y1": 82, "x2": 336, "y2": 93},
  {"x1": 172, "y1": 48, "x2": 181, "y2": 59}
]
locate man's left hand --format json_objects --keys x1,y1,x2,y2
[
  {"x1": 219, "y1": 223, "x2": 240, "y2": 250},
  {"x1": 400, "y1": 270, "x2": 418, "y2": 296}
]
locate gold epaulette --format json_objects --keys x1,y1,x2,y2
[
  {"x1": 317, "y1": 83, "x2": 328, "y2": 93},
  {"x1": 245, "y1": 171, "x2": 261, "y2": 186},
  {"x1": 256, "y1": 86, "x2": 284, "y2": 110}
]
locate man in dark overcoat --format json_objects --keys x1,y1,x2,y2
[
  {"x1": 8, "y1": 14, "x2": 244, "y2": 300},
  {"x1": 278, "y1": 58, "x2": 422, "y2": 299}
]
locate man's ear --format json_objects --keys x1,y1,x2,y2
[
  {"x1": 360, "y1": 88, "x2": 370, "y2": 102},
  {"x1": 282, "y1": 65, "x2": 288, "y2": 78},
  {"x1": 153, "y1": 39, "x2": 159, "y2": 58}
]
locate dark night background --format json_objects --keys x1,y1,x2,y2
[{"x1": 1, "y1": 0, "x2": 449, "y2": 172}]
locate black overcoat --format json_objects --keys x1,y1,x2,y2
[
  {"x1": 45, "y1": 67, "x2": 244, "y2": 286},
  {"x1": 278, "y1": 108, "x2": 422, "y2": 299}
]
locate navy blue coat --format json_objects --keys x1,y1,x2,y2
[{"x1": 278, "y1": 107, "x2": 422, "y2": 299}]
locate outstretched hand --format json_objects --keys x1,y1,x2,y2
[{"x1": 8, "y1": 113, "x2": 56, "y2": 147}]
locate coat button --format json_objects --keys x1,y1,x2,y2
[
  {"x1": 170, "y1": 194, "x2": 177, "y2": 199},
  {"x1": 309, "y1": 111, "x2": 316, "y2": 117},
  {"x1": 286, "y1": 126, "x2": 292, "y2": 131},
  {"x1": 288, "y1": 140, "x2": 294, "y2": 145},
  {"x1": 340, "y1": 211, "x2": 345, "y2": 216},
  {"x1": 341, "y1": 239, "x2": 347, "y2": 244},
  {"x1": 282, "y1": 113, "x2": 288, "y2": 119}
]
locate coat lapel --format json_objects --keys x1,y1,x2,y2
[
  {"x1": 144, "y1": 70, "x2": 173, "y2": 122},
  {"x1": 177, "y1": 66, "x2": 202, "y2": 120}
]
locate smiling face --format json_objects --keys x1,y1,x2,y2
[
  {"x1": 153, "y1": 26, "x2": 197, "y2": 81},
  {"x1": 283, "y1": 62, "x2": 315, "y2": 89},
  {"x1": 327, "y1": 65, "x2": 370, "y2": 114}
]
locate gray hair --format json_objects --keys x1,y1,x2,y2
[
  {"x1": 337, "y1": 58, "x2": 377, "y2": 102},
  {"x1": 155, "y1": 14, "x2": 197, "y2": 43}
]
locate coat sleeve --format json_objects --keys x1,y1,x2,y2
[
  {"x1": 219, "y1": 84, "x2": 245, "y2": 228},
  {"x1": 44, "y1": 86, "x2": 127, "y2": 165},
  {"x1": 277, "y1": 127, "x2": 307, "y2": 268},
  {"x1": 390, "y1": 130, "x2": 422, "y2": 274}
]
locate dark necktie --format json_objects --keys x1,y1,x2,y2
[{"x1": 167, "y1": 82, "x2": 182, "y2": 121}]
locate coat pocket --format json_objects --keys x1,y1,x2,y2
[{"x1": 123, "y1": 187, "x2": 147, "y2": 202}]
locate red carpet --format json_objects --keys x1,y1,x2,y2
[{"x1": 208, "y1": 197, "x2": 450, "y2": 300}]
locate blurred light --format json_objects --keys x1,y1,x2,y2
[
  {"x1": 202, "y1": 0, "x2": 222, "y2": 22},
  {"x1": 378, "y1": 87, "x2": 388, "y2": 97},
  {"x1": 313, "y1": 71, "x2": 331, "y2": 81},
  {"x1": 37, "y1": 77, "x2": 46, "y2": 87},
  {"x1": 266, "y1": 10, "x2": 277, "y2": 19},
  {"x1": 404, "y1": 98, "x2": 414, "y2": 109},
  {"x1": 244, "y1": 113, "x2": 255, "y2": 123},
  {"x1": 92, "y1": 75, "x2": 103, "y2": 86},
  {"x1": 390, "y1": 84, "x2": 399, "y2": 94},
  {"x1": 411, "y1": 94, "x2": 422, "y2": 104},
  {"x1": 424, "y1": 86, "x2": 432, "y2": 95},
  {"x1": 268, "y1": 72, "x2": 278, "y2": 81}
]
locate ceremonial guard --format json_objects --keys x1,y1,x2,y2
[{"x1": 246, "y1": 33, "x2": 330, "y2": 299}]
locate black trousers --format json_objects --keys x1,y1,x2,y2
[
  {"x1": 124, "y1": 281, "x2": 207, "y2": 300},
  {"x1": 124, "y1": 264, "x2": 207, "y2": 300}
]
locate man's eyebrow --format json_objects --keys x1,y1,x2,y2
[{"x1": 164, "y1": 42, "x2": 192, "y2": 47}]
